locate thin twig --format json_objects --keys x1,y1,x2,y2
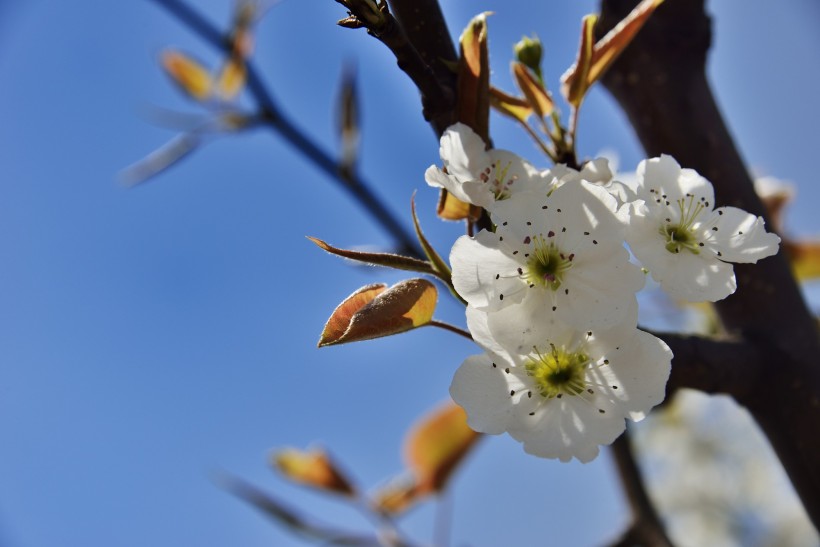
[
  {"x1": 609, "y1": 431, "x2": 674, "y2": 547},
  {"x1": 148, "y1": 0, "x2": 423, "y2": 258},
  {"x1": 427, "y1": 320, "x2": 473, "y2": 341}
]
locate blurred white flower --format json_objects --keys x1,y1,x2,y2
[
  {"x1": 450, "y1": 307, "x2": 671, "y2": 462},
  {"x1": 624, "y1": 155, "x2": 780, "y2": 302}
]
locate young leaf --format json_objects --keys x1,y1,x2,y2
[
  {"x1": 586, "y1": 0, "x2": 666, "y2": 86},
  {"x1": 489, "y1": 87, "x2": 533, "y2": 124},
  {"x1": 411, "y1": 196, "x2": 450, "y2": 280},
  {"x1": 371, "y1": 477, "x2": 420, "y2": 515},
  {"x1": 436, "y1": 189, "x2": 479, "y2": 222},
  {"x1": 161, "y1": 49, "x2": 213, "y2": 101},
  {"x1": 561, "y1": 14, "x2": 597, "y2": 108},
  {"x1": 307, "y1": 236, "x2": 435, "y2": 275},
  {"x1": 216, "y1": 58, "x2": 247, "y2": 99},
  {"x1": 456, "y1": 12, "x2": 492, "y2": 142},
  {"x1": 787, "y1": 241, "x2": 820, "y2": 281},
  {"x1": 561, "y1": 0, "x2": 666, "y2": 104},
  {"x1": 120, "y1": 133, "x2": 201, "y2": 187},
  {"x1": 272, "y1": 447, "x2": 357, "y2": 497},
  {"x1": 512, "y1": 62, "x2": 554, "y2": 118},
  {"x1": 319, "y1": 284, "x2": 386, "y2": 346},
  {"x1": 318, "y1": 279, "x2": 438, "y2": 347},
  {"x1": 404, "y1": 402, "x2": 481, "y2": 494}
]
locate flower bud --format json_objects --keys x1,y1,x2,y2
[{"x1": 514, "y1": 35, "x2": 543, "y2": 75}]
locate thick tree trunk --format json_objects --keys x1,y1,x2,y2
[{"x1": 597, "y1": 0, "x2": 820, "y2": 530}]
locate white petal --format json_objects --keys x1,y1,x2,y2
[
  {"x1": 424, "y1": 165, "x2": 473, "y2": 203},
  {"x1": 510, "y1": 396, "x2": 623, "y2": 463},
  {"x1": 449, "y1": 354, "x2": 524, "y2": 435},
  {"x1": 659, "y1": 250, "x2": 736, "y2": 302},
  {"x1": 579, "y1": 157, "x2": 613, "y2": 184},
  {"x1": 439, "y1": 123, "x2": 489, "y2": 182},
  {"x1": 558, "y1": 246, "x2": 644, "y2": 329},
  {"x1": 594, "y1": 330, "x2": 672, "y2": 421},
  {"x1": 637, "y1": 155, "x2": 715, "y2": 208},
  {"x1": 450, "y1": 232, "x2": 523, "y2": 310},
  {"x1": 703, "y1": 207, "x2": 781, "y2": 263}
]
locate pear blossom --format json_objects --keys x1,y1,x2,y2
[
  {"x1": 425, "y1": 123, "x2": 548, "y2": 209},
  {"x1": 450, "y1": 306, "x2": 671, "y2": 462},
  {"x1": 547, "y1": 158, "x2": 637, "y2": 206},
  {"x1": 624, "y1": 155, "x2": 781, "y2": 302},
  {"x1": 450, "y1": 180, "x2": 644, "y2": 330}
]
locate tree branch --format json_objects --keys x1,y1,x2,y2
[
  {"x1": 597, "y1": 0, "x2": 820, "y2": 529},
  {"x1": 609, "y1": 432, "x2": 674, "y2": 547},
  {"x1": 148, "y1": 0, "x2": 423, "y2": 258},
  {"x1": 336, "y1": 0, "x2": 455, "y2": 135},
  {"x1": 650, "y1": 331, "x2": 763, "y2": 400}
]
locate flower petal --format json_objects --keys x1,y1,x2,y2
[
  {"x1": 704, "y1": 206, "x2": 781, "y2": 263},
  {"x1": 449, "y1": 354, "x2": 522, "y2": 435}
]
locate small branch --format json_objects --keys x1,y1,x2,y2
[
  {"x1": 609, "y1": 432, "x2": 674, "y2": 547},
  {"x1": 336, "y1": 0, "x2": 455, "y2": 135},
  {"x1": 648, "y1": 331, "x2": 764, "y2": 401},
  {"x1": 148, "y1": 0, "x2": 423, "y2": 258},
  {"x1": 426, "y1": 320, "x2": 473, "y2": 341}
]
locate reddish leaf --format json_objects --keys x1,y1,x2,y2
[
  {"x1": 456, "y1": 12, "x2": 492, "y2": 142},
  {"x1": 512, "y1": 62, "x2": 554, "y2": 118},
  {"x1": 272, "y1": 447, "x2": 356, "y2": 497},
  {"x1": 318, "y1": 279, "x2": 438, "y2": 347},
  {"x1": 404, "y1": 402, "x2": 481, "y2": 494}
]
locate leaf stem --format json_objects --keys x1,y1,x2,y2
[{"x1": 427, "y1": 320, "x2": 473, "y2": 340}]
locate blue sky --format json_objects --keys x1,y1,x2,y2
[{"x1": 0, "y1": 1, "x2": 818, "y2": 546}]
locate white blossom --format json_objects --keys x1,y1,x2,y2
[
  {"x1": 624, "y1": 155, "x2": 781, "y2": 302},
  {"x1": 548, "y1": 158, "x2": 637, "y2": 206},
  {"x1": 424, "y1": 123, "x2": 548, "y2": 209},
  {"x1": 450, "y1": 306, "x2": 672, "y2": 462},
  {"x1": 450, "y1": 180, "x2": 644, "y2": 330}
]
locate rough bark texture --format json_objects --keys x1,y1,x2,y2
[{"x1": 597, "y1": 0, "x2": 820, "y2": 529}]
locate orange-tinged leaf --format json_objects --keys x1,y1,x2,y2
[
  {"x1": 512, "y1": 62, "x2": 554, "y2": 118},
  {"x1": 319, "y1": 283, "x2": 386, "y2": 346},
  {"x1": 436, "y1": 189, "x2": 480, "y2": 222},
  {"x1": 272, "y1": 448, "x2": 356, "y2": 496},
  {"x1": 161, "y1": 50, "x2": 213, "y2": 100},
  {"x1": 561, "y1": 0, "x2": 665, "y2": 102},
  {"x1": 456, "y1": 12, "x2": 492, "y2": 142},
  {"x1": 586, "y1": 0, "x2": 665, "y2": 86},
  {"x1": 318, "y1": 279, "x2": 438, "y2": 347},
  {"x1": 787, "y1": 240, "x2": 820, "y2": 281},
  {"x1": 489, "y1": 86, "x2": 533, "y2": 123},
  {"x1": 216, "y1": 58, "x2": 246, "y2": 99},
  {"x1": 371, "y1": 477, "x2": 420, "y2": 515},
  {"x1": 404, "y1": 402, "x2": 481, "y2": 493},
  {"x1": 561, "y1": 14, "x2": 597, "y2": 108},
  {"x1": 307, "y1": 236, "x2": 435, "y2": 275}
]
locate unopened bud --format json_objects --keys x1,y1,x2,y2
[{"x1": 514, "y1": 34, "x2": 543, "y2": 75}]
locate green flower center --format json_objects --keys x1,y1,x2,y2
[
  {"x1": 524, "y1": 235, "x2": 573, "y2": 290},
  {"x1": 525, "y1": 344, "x2": 589, "y2": 399},
  {"x1": 660, "y1": 195, "x2": 706, "y2": 255}
]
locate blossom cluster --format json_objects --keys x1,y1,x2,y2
[{"x1": 427, "y1": 124, "x2": 780, "y2": 462}]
